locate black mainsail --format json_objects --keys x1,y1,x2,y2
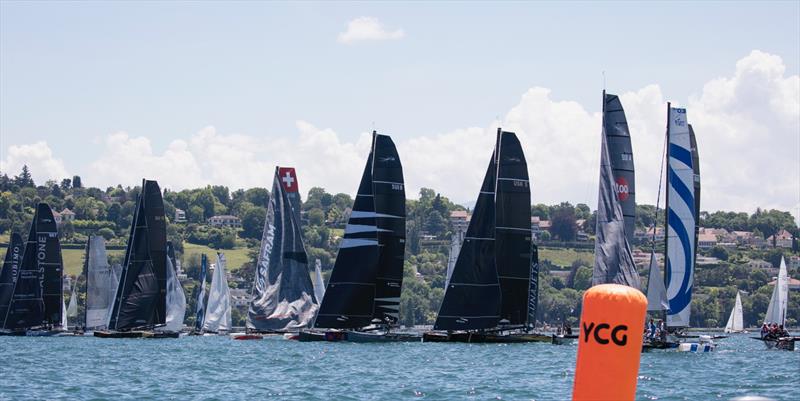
[
  {"x1": 247, "y1": 166, "x2": 317, "y2": 331},
  {"x1": 495, "y1": 132, "x2": 532, "y2": 325},
  {"x1": 0, "y1": 233, "x2": 23, "y2": 328},
  {"x1": 3, "y1": 204, "x2": 63, "y2": 330},
  {"x1": 603, "y1": 91, "x2": 636, "y2": 244},
  {"x1": 108, "y1": 180, "x2": 167, "y2": 331},
  {"x1": 527, "y1": 243, "x2": 540, "y2": 327},
  {"x1": 316, "y1": 131, "x2": 406, "y2": 329},
  {"x1": 593, "y1": 92, "x2": 641, "y2": 289},
  {"x1": 434, "y1": 129, "x2": 531, "y2": 331}
]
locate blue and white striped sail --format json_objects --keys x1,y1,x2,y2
[{"x1": 665, "y1": 107, "x2": 696, "y2": 328}]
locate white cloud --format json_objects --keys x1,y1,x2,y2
[
  {"x1": 337, "y1": 17, "x2": 405, "y2": 44},
  {"x1": 0, "y1": 141, "x2": 69, "y2": 184},
  {"x1": 2, "y1": 50, "x2": 797, "y2": 222}
]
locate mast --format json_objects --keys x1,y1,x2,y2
[
  {"x1": 248, "y1": 166, "x2": 317, "y2": 331},
  {"x1": 108, "y1": 180, "x2": 167, "y2": 331}
]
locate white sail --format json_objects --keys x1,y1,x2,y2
[
  {"x1": 445, "y1": 230, "x2": 463, "y2": 288},
  {"x1": 312, "y1": 259, "x2": 325, "y2": 304},
  {"x1": 61, "y1": 298, "x2": 68, "y2": 330},
  {"x1": 162, "y1": 254, "x2": 187, "y2": 332},
  {"x1": 763, "y1": 257, "x2": 789, "y2": 326},
  {"x1": 646, "y1": 252, "x2": 669, "y2": 312},
  {"x1": 724, "y1": 291, "x2": 744, "y2": 333},
  {"x1": 665, "y1": 106, "x2": 696, "y2": 328},
  {"x1": 66, "y1": 282, "x2": 78, "y2": 318},
  {"x1": 202, "y1": 253, "x2": 232, "y2": 333}
]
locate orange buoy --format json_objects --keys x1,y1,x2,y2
[{"x1": 572, "y1": 284, "x2": 647, "y2": 401}]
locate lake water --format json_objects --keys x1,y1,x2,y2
[{"x1": 0, "y1": 333, "x2": 797, "y2": 400}]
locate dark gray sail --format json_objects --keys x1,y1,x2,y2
[
  {"x1": 495, "y1": 131, "x2": 532, "y2": 325},
  {"x1": 603, "y1": 92, "x2": 636, "y2": 244},
  {"x1": 194, "y1": 254, "x2": 207, "y2": 331},
  {"x1": 371, "y1": 134, "x2": 406, "y2": 324},
  {"x1": 4, "y1": 204, "x2": 62, "y2": 329},
  {"x1": 0, "y1": 233, "x2": 23, "y2": 327},
  {"x1": 689, "y1": 125, "x2": 700, "y2": 265},
  {"x1": 108, "y1": 180, "x2": 167, "y2": 330},
  {"x1": 527, "y1": 243, "x2": 539, "y2": 327},
  {"x1": 247, "y1": 167, "x2": 317, "y2": 331},
  {"x1": 84, "y1": 236, "x2": 114, "y2": 330},
  {"x1": 317, "y1": 132, "x2": 407, "y2": 329},
  {"x1": 434, "y1": 151, "x2": 501, "y2": 330},
  {"x1": 593, "y1": 113, "x2": 641, "y2": 289}
]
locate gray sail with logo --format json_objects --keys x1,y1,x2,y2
[
  {"x1": 247, "y1": 167, "x2": 317, "y2": 331},
  {"x1": 85, "y1": 236, "x2": 115, "y2": 329},
  {"x1": 593, "y1": 108, "x2": 641, "y2": 289},
  {"x1": 603, "y1": 92, "x2": 636, "y2": 244}
]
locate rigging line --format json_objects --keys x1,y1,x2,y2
[{"x1": 651, "y1": 121, "x2": 668, "y2": 251}]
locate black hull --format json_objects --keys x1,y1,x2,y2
[
  {"x1": 752, "y1": 336, "x2": 798, "y2": 351},
  {"x1": 93, "y1": 330, "x2": 179, "y2": 339},
  {"x1": 422, "y1": 331, "x2": 551, "y2": 343},
  {"x1": 552, "y1": 334, "x2": 579, "y2": 345}
]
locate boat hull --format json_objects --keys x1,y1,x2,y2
[
  {"x1": 551, "y1": 334, "x2": 579, "y2": 345},
  {"x1": 93, "y1": 330, "x2": 179, "y2": 339},
  {"x1": 422, "y1": 331, "x2": 551, "y2": 343},
  {"x1": 344, "y1": 331, "x2": 421, "y2": 343}
]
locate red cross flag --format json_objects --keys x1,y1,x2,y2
[{"x1": 278, "y1": 167, "x2": 299, "y2": 193}]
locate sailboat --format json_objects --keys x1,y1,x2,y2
[
  {"x1": 200, "y1": 253, "x2": 232, "y2": 335},
  {"x1": 754, "y1": 257, "x2": 796, "y2": 350},
  {"x1": 82, "y1": 235, "x2": 117, "y2": 334},
  {"x1": 0, "y1": 233, "x2": 23, "y2": 332},
  {"x1": 723, "y1": 291, "x2": 744, "y2": 334},
  {"x1": 312, "y1": 259, "x2": 325, "y2": 307},
  {"x1": 303, "y1": 131, "x2": 413, "y2": 343},
  {"x1": 592, "y1": 91, "x2": 641, "y2": 289},
  {"x1": 424, "y1": 129, "x2": 544, "y2": 343},
  {"x1": 1, "y1": 203, "x2": 65, "y2": 336},
  {"x1": 238, "y1": 166, "x2": 317, "y2": 340},
  {"x1": 192, "y1": 254, "x2": 208, "y2": 333},
  {"x1": 160, "y1": 241, "x2": 187, "y2": 333},
  {"x1": 95, "y1": 179, "x2": 176, "y2": 338}
]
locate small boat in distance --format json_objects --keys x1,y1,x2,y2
[
  {"x1": 752, "y1": 257, "x2": 796, "y2": 350},
  {"x1": 724, "y1": 291, "x2": 745, "y2": 334},
  {"x1": 200, "y1": 253, "x2": 232, "y2": 335}
]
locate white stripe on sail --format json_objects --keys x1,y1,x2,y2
[
  {"x1": 339, "y1": 238, "x2": 379, "y2": 248},
  {"x1": 344, "y1": 224, "x2": 390, "y2": 234},
  {"x1": 349, "y1": 211, "x2": 403, "y2": 219}
]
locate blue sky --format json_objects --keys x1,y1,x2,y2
[{"x1": 1, "y1": 2, "x2": 798, "y2": 218}]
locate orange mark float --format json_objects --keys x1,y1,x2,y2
[{"x1": 572, "y1": 284, "x2": 647, "y2": 401}]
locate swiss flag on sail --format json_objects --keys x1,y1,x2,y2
[{"x1": 278, "y1": 167, "x2": 299, "y2": 193}]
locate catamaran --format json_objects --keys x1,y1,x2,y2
[
  {"x1": 237, "y1": 167, "x2": 318, "y2": 340},
  {"x1": 723, "y1": 291, "x2": 744, "y2": 334},
  {"x1": 753, "y1": 257, "x2": 796, "y2": 350},
  {"x1": 302, "y1": 131, "x2": 413, "y2": 343},
  {"x1": 199, "y1": 253, "x2": 231, "y2": 335},
  {"x1": 1, "y1": 203, "x2": 65, "y2": 336},
  {"x1": 424, "y1": 129, "x2": 546, "y2": 343},
  {"x1": 95, "y1": 179, "x2": 176, "y2": 339}
]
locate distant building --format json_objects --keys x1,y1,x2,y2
[
  {"x1": 60, "y1": 208, "x2": 75, "y2": 222},
  {"x1": 635, "y1": 227, "x2": 665, "y2": 242},
  {"x1": 52, "y1": 211, "x2": 62, "y2": 225},
  {"x1": 207, "y1": 215, "x2": 241, "y2": 228},
  {"x1": 174, "y1": 208, "x2": 187, "y2": 223},
  {"x1": 698, "y1": 232, "x2": 718, "y2": 249},
  {"x1": 449, "y1": 210, "x2": 470, "y2": 234},
  {"x1": 531, "y1": 216, "x2": 551, "y2": 240},
  {"x1": 696, "y1": 255, "x2": 721, "y2": 265},
  {"x1": 789, "y1": 255, "x2": 800, "y2": 270},
  {"x1": 768, "y1": 277, "x2": 800, "y2": 292},
  {"x1": 766, "y1": 229, "x2": 793, "y2": 248},
  {"x1": 748, "y1": 259, "x2": 773, "y2": 272}
]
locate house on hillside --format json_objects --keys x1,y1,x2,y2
[
  {"x1": 207, "y1": 215, "x2": 241, "y2": 228},
  {"x1": 449, "y1": 210, "x2": 470, "y2": 235},
  {"x1": 60, "y1": 208, "x2": 75, "y2": 223},
  {"x1": 766, "y1": 229, "x2": 793, "y2": 248},
  {"x1": 698, "y1": 232, "x2": 718, "y2": 249},
  {"x1": 174, "y1": 208, "x2": 187, "y2": 223}
]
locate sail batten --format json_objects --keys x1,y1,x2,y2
[{"x1": 247, "y1": 166, "x2": 317, "y2": 331}]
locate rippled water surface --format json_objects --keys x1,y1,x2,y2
[{"x1": 1, "y1": 333, "x2": 797, "y2": 400}]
